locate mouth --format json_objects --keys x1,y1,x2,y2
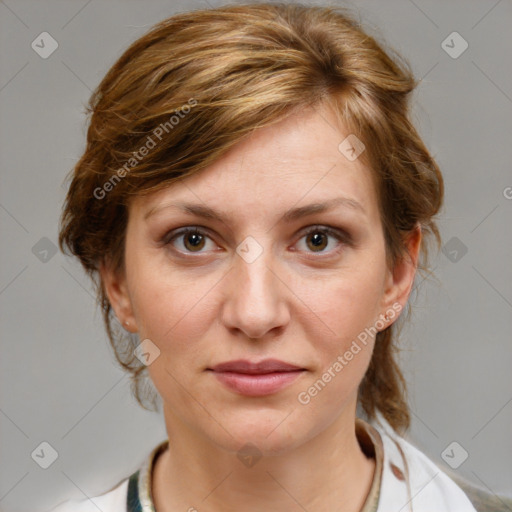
[{"x1": 206, "y1": 359, "x2": 306, "y2": 396}]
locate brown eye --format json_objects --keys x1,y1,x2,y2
[
  {"x1": 183, "y1": 231, "x2": 206, "y2": 252},
  {"x1": 165, "y1": 228, "x2": 216, "y2": 254},
  {"x1": 296, "y1": 226, "x2": 348, "y2": 256},
  {"x1": 305, "y1": 231, "x2": 328, "y2": 252}
]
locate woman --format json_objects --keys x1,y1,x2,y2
[{"x1": 52, "y1": 2, "x2": 479, "y2": 511}]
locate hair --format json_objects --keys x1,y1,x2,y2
[{"x1": 58, "y1": 1, "x2": 443, "y2": 434}]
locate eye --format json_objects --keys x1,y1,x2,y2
[
  {"x1": 162, "y1": 225, "x2": 350, "y2": 257},
  {"x1": 164, "y1": 227, "x2": 217, "y2": 254},
  {"x1": 295, "y1": 226, "x2": 349, "y2": 255}
]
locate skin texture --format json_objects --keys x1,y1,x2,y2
[{"x1": 101, "y1": 103, "x2": 421, "y2": 512}]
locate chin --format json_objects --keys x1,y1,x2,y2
[{"x1": 203, "y1": 409, "x2": 310, "y2": 457}]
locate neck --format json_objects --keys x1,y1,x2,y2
[{"x1": 153, "y1": 406, "x2": 376, "y2": 512}]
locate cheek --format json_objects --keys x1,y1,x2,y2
[
  {"x1": 130, "y1": 266, "x2": 221, "y2": 406},
  {"x1": 127, "y1": 249, "x2": 221, "y2": 355},
  {"x1": 297, "y1": 252, "x2": 387, "y2": 350},
  {"x1": 291, "y1": 248, "x2": 387, "y2": 402},
  {"x1": 293, "y1": 281, "x2": 378, "y2": 423}
]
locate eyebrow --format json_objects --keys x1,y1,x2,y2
[{"x1": 144, "y1": 196, "x2": 366, "y2": 223}]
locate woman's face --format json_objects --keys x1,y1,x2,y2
[{"x1": 103, "y1": 103, "x2": 418, "y2": 455}]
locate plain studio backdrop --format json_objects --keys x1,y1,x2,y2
[{"x1": 0, "y1": 0, "x2": 511, "y2": 510}]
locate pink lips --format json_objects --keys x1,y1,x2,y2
[{"x1": 208, "y1": 359, "x2": 305, "y2": 396}]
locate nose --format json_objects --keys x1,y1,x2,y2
[{"x1": 219, "y1": 242, "x2": 291, "y2": 340}]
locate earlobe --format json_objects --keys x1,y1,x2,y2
[
  {"x1": 380, "y1": 224, "x2": 422, "y2": 325},
  {"x1": 99, "y1": 260, "x2": 138, "y2": 332}
]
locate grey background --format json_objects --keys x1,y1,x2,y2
[{"x1": 0, "y1": 0, "x2": 511, "y2": 510}]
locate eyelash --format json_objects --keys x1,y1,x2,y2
[{"x1": 162, "y1": 225, "x2": 351, "y2": 259}]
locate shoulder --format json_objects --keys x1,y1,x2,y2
[
  {"x1": 370, "y1": 415, "x2": 477, "y2": 512},
  {"x1": 393, "y1": 434, "x2": 477, "y2": 511},
  {"x1": 47, "y1": 439, "x2": 168, "y2": 512},
  {"x1": 48, "y1": 478, "x2": 129, "y2": 512}
]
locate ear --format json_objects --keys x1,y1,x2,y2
[
  {"x1": 379, "y1": 223, "x2": 422, "y2": 327},
  {"x1": 99, "y1": 259, "x2": 138, "y2": 333}
]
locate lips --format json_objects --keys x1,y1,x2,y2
[
  {"x1": 209, "y1": 358, "x2": 304, "y2": 374},
  {"x1": 207, "y1": 359, "x2": 305, "y2": 396}
]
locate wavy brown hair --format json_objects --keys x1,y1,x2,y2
[{"x1": 58, "y1": 1, "x2": 443, "y2": 434}]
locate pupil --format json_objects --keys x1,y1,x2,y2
[
  {"x1": 309, "y1": 232, "x2": 327, "y2": 250},
  {"x1": 187, "y1": 233, "x2": 203, "y2": 248},
  {"x1": 190, "y1": 234, "x2": 201, "y2": 245},
  {"x1": 311, "y1": 233, "x2": 323, "y2": 246}
]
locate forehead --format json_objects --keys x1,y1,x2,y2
[{"x1": 133, "y1": 104, "x2": 379, "y2": 224}]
